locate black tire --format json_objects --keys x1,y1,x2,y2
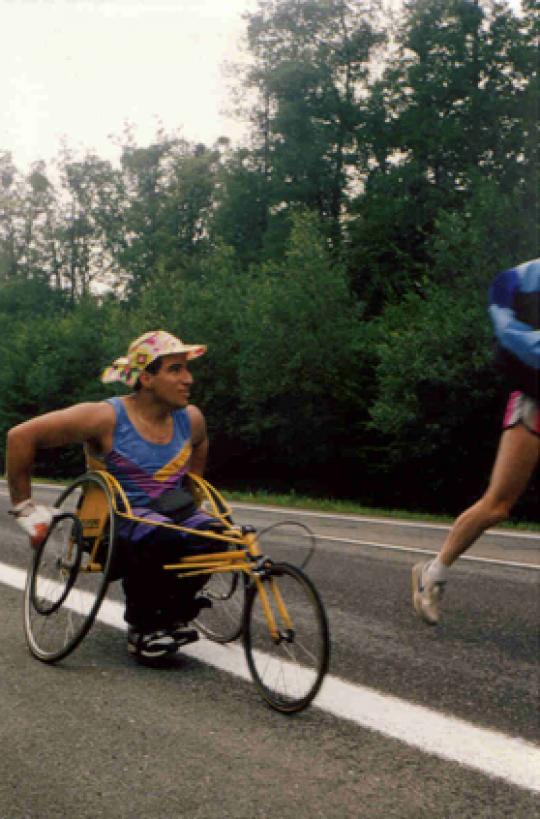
[
  {"x1": 23, "y1": 473, "x2": 116, "y2": 663},
  {"x1": 194, "y1": 571, "x2": 247, "y2": 643},
  {"x1": 243, "y1": 562, "x2": 330, "y2": 714},
  {"x1": 29, "y1": 513, "x2": 83, "y2": 616}
]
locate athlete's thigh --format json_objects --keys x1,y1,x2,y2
[{"x1": 486, "y1": 424, "x2": 539, "y2": 506}]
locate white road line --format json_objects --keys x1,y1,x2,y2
[
  {"x1": 3, "y1": 561, "x2": 539, "y2": 794},
  {"x1": 313, "y1": 534, "x2": 540, "y2": 570}
]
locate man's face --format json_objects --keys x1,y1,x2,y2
[{"x1": 142, "y1": 353, "x2": 193, "y2": 408}]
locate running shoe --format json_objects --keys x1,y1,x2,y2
[{"x1": 411, "y1": 562, "x2": 446, "y2": 625}]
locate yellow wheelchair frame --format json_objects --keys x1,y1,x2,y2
[{"x1": 23, "y1": 470, "x2": 330, "y2": 714}]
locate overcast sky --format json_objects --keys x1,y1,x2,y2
[
  {"x1": 1, "y1": 0, "x2": 258, "y2": 171},
  {"x1": 0, "y1": 0, "x2": 522, "y2": 173}
]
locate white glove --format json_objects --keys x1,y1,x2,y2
[{"x1": 11, "y1": 499, "x2": 56, "y2": 548}]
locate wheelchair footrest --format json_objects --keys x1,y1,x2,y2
[{"x1": 171, "y1": 627, "x2": 199, "y2": 648}]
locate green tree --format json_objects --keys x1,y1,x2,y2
[
  {"x1": 118, "y1": 137, "x2": 221, "y2": 297},
  {"x1": 16, "y1": 163, "x2": 58, "y2": 284},
  {"x1": 239, "y1": 0, "x2": 385, "y2": 250},
  {"x1": 57, "y1": 150, "x2": 125, "y2": 300},
  {"x1": 234, "y1": 211, "x2": 367, "y2": 491},
  {"x1": 211, "y1": 146, "x2": 269, "y2": 268},
  {"x1": 0, "y1": 290, "x2": 122, "y2": 475},
  {"x1": 0, "y1": 153, "x2": 23, "y2": 279},
  {"x1": 367, "y1": 277, "x2": 502, "y2": 510},
  {"x1": 349, "y1": 0, "x2": 537, "y2": 309}
]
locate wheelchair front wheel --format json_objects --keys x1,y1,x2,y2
[
  {"x1": 243, "y1": 562, "x2": 330, "y2": 714},
  {"x1": 23, "y1": 473, "x2": 116, "y2": 663}
]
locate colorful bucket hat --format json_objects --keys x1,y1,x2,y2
[{"x1": 101, "y1": 330, "x2": 206, "y2": 387}]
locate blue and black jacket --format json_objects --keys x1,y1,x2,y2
[{"x1": 489, "y1": 258, "x2": 540, "y2": 399}]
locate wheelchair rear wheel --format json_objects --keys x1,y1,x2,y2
[{"x1": 23, "y1": 473, "x2": 116, "y2": 662}]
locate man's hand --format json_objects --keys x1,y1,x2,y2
[{"x1": 11, "y1": 500, "x2": 56, "y2": 549}]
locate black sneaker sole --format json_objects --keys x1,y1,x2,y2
[
  {"x1": 127, "y1": 638, "x2": 179, "y2": 659},
  {"x1": 128, "y1": 645, "x2": 179, "y2": 669}
]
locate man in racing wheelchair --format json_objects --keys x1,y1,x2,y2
[{"x1": 7, "y1": 330, "x2": 223, "y2": 662}]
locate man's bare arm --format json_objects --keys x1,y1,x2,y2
[
  {"x1": 186, "y1": 404, "x2": 208, "y2": 477},
  {"x1": 6, "y1": 402, "x2": 114, "y2": 505}
]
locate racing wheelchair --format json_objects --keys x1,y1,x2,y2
[{"x1": 23, "y1": 471, "x2": 330, "y2": 714}]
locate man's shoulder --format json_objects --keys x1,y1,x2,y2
[
  {"x1": 184, "y1": 404, "x2": 206, "y2": 444},
  {"x1": 71, "y1": 400, "x2": 118, "y2": 452},
  {"x1": 185, "y1": 403, "x2": 204, "y2": 420},
  {"x1": 61, "y1": 400, "x2": 117, "y2": 433},
  {"x1": 74, "y1": 399, "x2": 116, "y2": 417}
]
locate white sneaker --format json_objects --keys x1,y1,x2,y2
[{"x1": 411, "y1": 562, "x2": 446, "y2": 625}]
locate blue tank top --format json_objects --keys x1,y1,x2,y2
[{"x1": 90, "y1": 397, "x2": 193, "y2": 509}]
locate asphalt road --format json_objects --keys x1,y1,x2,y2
[{"x1": 0, "y1": 484, "x2": 538, "y2": 818}]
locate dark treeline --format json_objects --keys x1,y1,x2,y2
[{"x1": 0, "y1": 0, "x2": 538, "y2": 518}]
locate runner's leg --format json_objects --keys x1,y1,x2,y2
[
  {"x1": 439, "y1": 424, "x2": 539, "y2": 566},
  {"x1": 412, "y1": 423, "x2": 539, "y2": 625}
]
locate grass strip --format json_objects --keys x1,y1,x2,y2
[{"x1": 220, "y1": 489, "x2": 540, "y2": 532}]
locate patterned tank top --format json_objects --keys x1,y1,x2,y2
[{"x1": 87, "y1": 396, "x2": 193, "y2": 509}]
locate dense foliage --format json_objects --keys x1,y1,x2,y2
[{"x1": 0, "y1": 0, "x2": 538, "y2": 517}]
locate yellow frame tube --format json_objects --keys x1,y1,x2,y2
[
  {"x1": 268, "y1": 578, "x2": 294, "y2": 631},
  {"x1": 171, "y1": 565, "x2": 252, "y2": 579},
  {"x1": 171, "y1": 549, "x2": 247, "y2": 563},
  {"x1": 116, "y1": 512, "x2": 246, "y2": 547},
  {"x1": 253, "y1": 576, "x2": 280, "y2": 641}
]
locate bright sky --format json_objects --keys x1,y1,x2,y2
[
  {"x1": 1, "y1": 0, "x2": 523, "y2": 174},
  {"x1": 0, "y1": 0, "x2": 258, "y2": 172}
]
